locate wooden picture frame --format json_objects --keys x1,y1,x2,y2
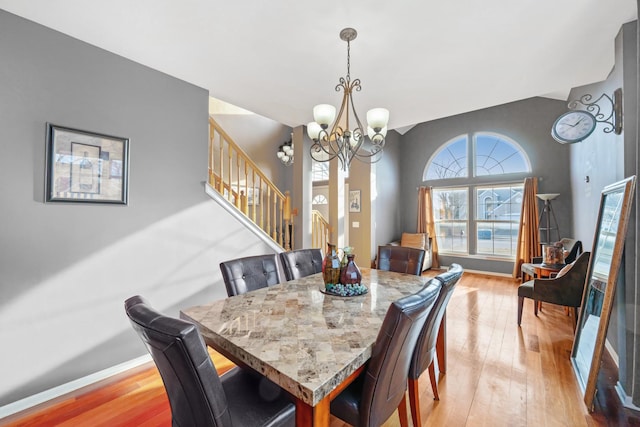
[
  {"x1": 571, "y1": 175, "x2": 636, "y2": 411},
  {"x1": 45, "y1": 124, "x2": 129, "y2": 204},
  {"x1": 349, "y1": 190, "x2": 361, "y2": 213}
]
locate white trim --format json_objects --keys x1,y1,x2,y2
[
  {"x1": 205, "y1": 183, "x2": 284, "y2": 254},
  {"x1": 0, "y1": 355, "x2": 151, "y2": 419},
  {"x1": 605, "y1": 339, "x2": 619, "y2": 367},
  {"x1": 615, "y1": 381, "x2": 640, "y2": 412}
]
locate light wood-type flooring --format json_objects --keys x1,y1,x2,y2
[{"x1": 2, "y1": 272, "x2": 638, "y2": 426}]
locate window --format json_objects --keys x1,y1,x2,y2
[
  {"x1": 424, "y1": 136, "x2": 468, "y2": 180},
  {"x1": 475, "y1": 184, "x2": 523, "y2": 256},
  {"x1": 425, "y1": 132, "x2": 530, "y2": 258},
  {"x1": 312, "y1": 161, "x2": 329, "y2": 182},
  {"x1": 433, "y1": 188, "x2": 468, "y2": 254},
  {"x1": 312, "y1": 194, "x2": 328, "y2": 205}
]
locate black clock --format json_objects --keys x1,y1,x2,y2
[{"x1": 551, "y1": 110, "x2": 597, "y2": 144}]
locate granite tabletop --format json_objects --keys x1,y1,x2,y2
[{"x1": 180, "y1": 268, "x2": 430, "y2": 406}]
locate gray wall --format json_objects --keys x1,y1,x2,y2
[
  {"x1": 569, "y1": 20, "x2": 639, "y2": 406},
  {"x1": 212, "y1": 113, "x2": 293, "y2": 192},
  {"x1": 398, "y1": 97, "x2": 572, "y2": 274},
  {"x1": 0, "y1": 10, "x2": 275, "y2": 406},
  {"x1": 373, "y1": 130, "x2": 402, "y2": 256}
]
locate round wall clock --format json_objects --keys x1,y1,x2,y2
[{"x1": 551, "y1": 110, "x2": 597, "y2": 144}]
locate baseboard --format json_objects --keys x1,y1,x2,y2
[
  {"x1": 437, "y1": 265, "x2": 513, "y2": 278},
  {"x1": 615, "y1": 381, "x2": 640, "y2": 412},
  {"x1": 0, "y1": 354, "x2": 151, "y2": 420}
]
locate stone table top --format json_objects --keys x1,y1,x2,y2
[{"x1": 180, "y1": 268, "x2": 430, "y2": 406}]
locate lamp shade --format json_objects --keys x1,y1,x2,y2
[
  {"x1": 366, "y1": 108, "x2": 389, "y2": 130},
  {"x1": 313, "y1": 104, "x2": 337, "y2": 127},
  {"x1": 307, "y1": 122, "x2": 322, "y2": 140}
]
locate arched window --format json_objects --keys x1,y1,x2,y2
[
  {"x1": 425, "y1": 132, "x2": 530, "y2": 258},
  {"x1": 424, "y1": 135, "x2": 468, "y2": 180},
  {"x1": 312, "y1": 194, "x2": 328, "y2": 205}
]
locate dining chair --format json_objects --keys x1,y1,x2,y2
[
  {"x1": 279, "y1": 248, "x2": 323, "y2": 281},
  {"x1": 377, "y1": 245, "x2": 426, "y2": 276},
  {"x1": 518, "y1": 251, "x2": 591, "y2": 329},
  {"x1": 220, "y1": 254, "x2": 281, "y2": 297},
  {"x1": 329, "y1": 280, "x2": 441, "y2": 427},
  {"x1": 124, "y1": 295, "x2": 295, "y2": 427},
  {"x1": 406, "y1": 264, "x2": 463, "y2": 427}
]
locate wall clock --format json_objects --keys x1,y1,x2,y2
[{"x1": 551, "y1": 110, "x2": 597, "y2": 144}]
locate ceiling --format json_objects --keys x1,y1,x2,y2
[{"x1": 0, "y1": 1, "x2": 637, "y2": 132}]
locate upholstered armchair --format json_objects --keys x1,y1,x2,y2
[
  {"x1": 517, "y1": 251, "x2": 590, "y2": 329},
  {"x1": 521, "y1": 237, "x2": 583, "y2": 282}
]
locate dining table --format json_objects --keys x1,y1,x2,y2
[{"x1": 180, "y1": 267, "x2": 442, "y2": 427}]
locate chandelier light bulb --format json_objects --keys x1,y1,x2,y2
[{"x1": 277, "y1": 150, "x2": 284, "y2": 159}]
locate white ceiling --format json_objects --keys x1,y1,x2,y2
[{"x1": 0, "y1": 1, "x2": 636, "y2": 132}]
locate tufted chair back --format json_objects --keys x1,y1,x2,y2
[
  {"x1": 220, "y1": 254, "x2": 281, "y2": 297},
  {"x1": 377, "y1": 245, "x2": 426, "y2": 276},
  {"x1": 279, "y1": 248, "x2": 323, "y2": 281}
]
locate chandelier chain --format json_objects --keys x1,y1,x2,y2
[{"x1": 346, "y1": 40, "x2": 351, "y2": 82}]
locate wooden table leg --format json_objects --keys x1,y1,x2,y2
[
  {"x1": 436, "y1": 310, "x2": 447, "y2": 374},
  {"x1": 296, "y1": 396, "x2": 330, "y2": 427}
]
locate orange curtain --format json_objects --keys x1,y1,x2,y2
[
  {"x1": 418, "y1": 186, "x2": 440, "y2": 269},
  {"x1": 512, "y1": 177, "x2": 540, "y2": 278}
]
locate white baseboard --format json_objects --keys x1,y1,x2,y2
[
  {"x1": 615, "y1": 381, "x2": 640, "y2": 412},
  {"x1": 0, "y1": 354, "x2": 151, "y2": 420}
]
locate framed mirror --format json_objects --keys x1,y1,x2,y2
[{"x1": 571, "y1": 175, "x2": 636, "y2": 411}]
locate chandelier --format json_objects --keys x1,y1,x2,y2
[
  {"x1": 307, "y1": 28, "x2": 389, "y2": 171},
  {"x1": 276, "y1": 138, "x2": 293, "y2": 166}
]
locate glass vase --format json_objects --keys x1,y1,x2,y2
[
  {"x1": 322, "y1": 243, "x2": 341, "y2": 286},
  {"x1": 340, "y1": 254, "x2": 362, "y2": 285}
]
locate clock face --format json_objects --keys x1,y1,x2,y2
[{"x1": 551, "y1": 110, "x2": 597, "y2": 144}]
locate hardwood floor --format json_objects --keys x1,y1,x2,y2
[{"x1": 2, "y1": 272, "x2": 638, "y2": 426}]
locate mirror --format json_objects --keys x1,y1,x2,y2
[{"x1": 571, "y1": 175, "x2": 636, "y2": 411}]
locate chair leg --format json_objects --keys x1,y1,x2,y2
[
  {"x1": 398, "y1": 392, "x2": 409, "y2": 427},
  {"x1": 518, "y1": 296, "x2": 524, "y2": 326},
  {"x1": 572, "y1": 307, "x2": 579, "y2": 333},
  {"x1": 428, "y1": 361, "x2": 440, "y2": 401},
  {"x1": 407, "y1": 379, "x2": 421, "y2": 427},
  {"x1": 534, "y1": 299, "x2": 538, "y2": 316}
]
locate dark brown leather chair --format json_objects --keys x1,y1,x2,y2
[
  {"x1": 377, "y1": 245, "x2": 426, "y2": 276},
  {"x1": 518, "y1": 251, "x2": 591, "y2": 328},
  {"x1": 124, "y1": 295, "x2": 295, "y2": 427},
  {"x1": 406, "y1": 264, "x2": 463, "y2": 426},
  {"x1": 220, "y1": 254, "x2": 281, "y2": 297},
  {"x1": 279, "y1": 248, "x2": 323, "y2": 281},
  {"x1": 329, "y1": 280, "x2": 441, "y2": 427}
]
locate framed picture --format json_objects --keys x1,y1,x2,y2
[
  {"x1": 349, "y1": 190, "x2": 361, "y2": 213},
  {"x1": 45, "y1": 124, "x2": 129, "y2": 204}
]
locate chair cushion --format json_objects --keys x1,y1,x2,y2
[
  {"x1": 401, "y1": 232, "x2": 426, "y2": 250},
  {"x1": 222, "y1": 368, "x2": 295, "y2": 427},
  {"x1": 556, "y1": 262, "x2": 574, "y2": 278}
]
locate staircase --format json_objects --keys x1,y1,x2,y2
[
  {"x1": 311, "y1": 209, "x2": 330, "y2": 251},
  {"x1": 208, "y1": 117, "x2": 293, "y2": 250}
]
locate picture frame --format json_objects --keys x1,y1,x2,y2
[
  {"x1": 45, "y1": 124, "x2": 129, "y2": 204},
  {"x1": 349, "y1": 190, "x2": 361, "y2": 213}
]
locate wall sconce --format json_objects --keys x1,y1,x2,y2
[
  {"x1": 567, "y1": 88, "x2": 623, "y2": 135},
  {"x1": 277, "y1": 139, "x2": 293, "y2": 166}
]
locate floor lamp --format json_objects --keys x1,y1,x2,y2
[{"x1": 537, "y1": 193, "x2": 560, "y2": 245}]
